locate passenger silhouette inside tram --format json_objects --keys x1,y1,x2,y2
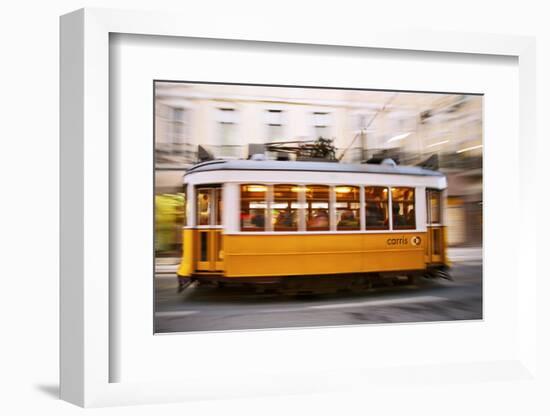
[
  {"x1": 337, "y1": 210, "x2": 358, "y2": 228},
  {"x1": 366, "y1": 202, "x2": 385, "y2": 227},
  {"x1": 392, "y1": 203, "x2": 407, "y2": 227},
  {"x1": 251, "y1": 212, "x2": 265, "y2": 228},
  {"x1": 308, "y1": 209, "x2": 329, "y2": 228},
  {"x1": 406, "y1": 206, "x2": 415, "y2": 226},
  {"x1": 276, "y1": 207, "x2": 295, "y2": 227}
]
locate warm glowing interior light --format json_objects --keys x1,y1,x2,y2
[
  {"x1": 291, "y1": 186, "x2": 305, "y2": 192},
  {"x1": 246, "y1": 185, "x2": 267, "y2": 193},
  {"x1": 335, "y1": 186, "x2": 352, "y2": 194}
]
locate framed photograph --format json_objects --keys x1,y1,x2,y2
[
  {"x1": 60, "y1": 8, "x2": 538, "y2": 408},
  {"x1": 153, "y1": 80, "x2": 482, "y2": 335}
]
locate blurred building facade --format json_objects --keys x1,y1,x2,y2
[{"x1": 155, "y1": 83, "x2": 482, "y2": 258}]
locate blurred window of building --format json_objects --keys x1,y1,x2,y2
[
  {"x1": 172, "y1": 108, "x2": 186, "y2": 143},
  {"x1": 355, "y1": 113, "x2": 369, "y2": 131},
  {"x1": 348, "y1": 113, "x2": 372, "y2": 163},
  {"x1": 155, "y1": 102, "x2": 172, "y2": 157},
  {"x1": 217, "y1": 107, "x2": 238, "y2": 156},
  {"x1": 335, "y1": 186, "x2": 360, "y2": 230},
  {"x1": 240, "y1": 184, "x2": 267, "y2": 231},
  {"x1": 273, "y1": 184, "x2": 300, "y2": 231},
  {"x1": 365, "y1": 186, "x2": 389, "y2": 230},
  {"x1": 312, "y1": 111, "x2": 331, "y2": 139},
  {"x1": 265, "y1": 109, "x2": 284, "y2": 142},
  {"x1": 391, "y1": 187, "x2": 416, "y2": 230},
  {"x1": 171, "y1": 107, "x2": 192, "y2": 158},
  {"x1": 305, "y1": 185, "x2": 330, "y2": 231}
]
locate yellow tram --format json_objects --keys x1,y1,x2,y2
[{"x1": 177, "y1": 159, "x2": 450, "y2": 288}]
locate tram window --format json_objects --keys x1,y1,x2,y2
[
  {"x1": 428, "y1": 190, "x2": 441, "y2": 224},
  {"x1": 335, "y1": 186, "x2": 360, "y2": 230},
  {"x1": 305, "y1": 185, "x2": 330, "y2": 231},
  {"x1": 273, "y1": 184, "x2": 299, "y2": 231},
  {"x1": 240, "y1": 184, "x2": 267, "y2": 231},
  {"x1": 196, "y1": 189, "x2": 212, "y2": 226},
  {"x1": 365, "y1": 186, "x2": 389, "y2": 230},
  {"x1": 392, "y1": 187, "x2": 416, "y2": 229}
]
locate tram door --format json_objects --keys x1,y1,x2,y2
[
  {"x1": 426, "y1": 189, "x2": 444, "y2": 264},
  {"x1": 195, "y1": 186, "x2": 224, "y2": 272}
]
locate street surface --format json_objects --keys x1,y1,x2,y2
[{"x1": 154, "y1": 248, "x2": 482, "y2": 333}]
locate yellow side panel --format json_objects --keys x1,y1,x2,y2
[
  {"x1": 223, "y1": 233, "x2": 427, "y2": 278},
  {"x1": 177, "y1": 229, "x2": 194, "y2": 277}
]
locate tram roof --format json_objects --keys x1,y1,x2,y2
[{"x1": 185, "y1": 159, "x2": 444, "y2": 177}]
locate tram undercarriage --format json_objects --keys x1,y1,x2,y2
[{"x1": 178, "y1": 265, "x2": 451, "y2": 295}]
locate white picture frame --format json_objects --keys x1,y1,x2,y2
[{"x1": 60, "y1": 8, "x2": 538, "y2": 408}]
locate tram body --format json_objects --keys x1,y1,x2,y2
[{"x1": 177, "y1": 160, "x2": 449, "y2": 285}]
